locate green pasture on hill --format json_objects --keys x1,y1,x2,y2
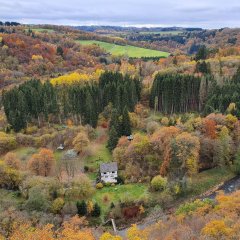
[{"x1": 77, "y1": 40, "x2": 170, "y2": 58}]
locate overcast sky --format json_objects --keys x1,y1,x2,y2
[{"x1": 1, "y1": 0, "x2": 240, "y2": 29}]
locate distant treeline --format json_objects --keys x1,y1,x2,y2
[
  {"x1": 2, "y1": 72, "x2": 141, "y2": 132},
  {"x1": 129, "y1": 34, "x2": 187, "y2": 44},
  {"x1": 75, "y1": 25, "x2": 202, "y2": 33},
  {"x1": 0, "y1": 21, "x2": 20, "y2": 26},
  {"x1": 129, "y1": 56, "x2": 168, "y2": 61}
]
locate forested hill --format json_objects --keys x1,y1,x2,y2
[{"x1": 74, "y1": 26, "x2": 203, "y2": 33}]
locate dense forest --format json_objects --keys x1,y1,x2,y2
[
  {"x1": 149, "y1": 74, "x2": 202, "y2": 114},
  {"x1": 2, "y1": 72, "x2": 141, "y2": 131}
]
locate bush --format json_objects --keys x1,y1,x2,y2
[
  {"x1": 0, "y1": 161, "x2": 23, "y2": 190},
  {"x1": 51, "y1": 197, "x2": 65, "y2": 214},
  {"x1": 116, "y1": 175, "x2": 124, "y2": 185},
  {"x1": 0, "y1": 132, "x2": 17, "y2": 154},
  {"x1": 84, "y1": 165, "x2": 89, "y2": 172},
  {"x1": 96, "y1": 182, "x2": 104, "y2": 189},
  {"x1": 3, "y1": 152, "x2": 21, "y2": 170},
  {"x1": 176, "y1": 198, "x2": 214, "y2": 216},
  {"x1": 25, "y1": 126, "x2": 38, "y2": 135},
  {"x1": 146, "y1": 121, "x2": 159, "y2": 134},
  {"x1": 65, "y1": 175, "x2": 95, "y2": 200},
  {"x1": 24, "y1": 186, "x2": 50, "y2": 212},
  {"x1": 151, "y1": 175, "x2": 167, "y2": 192}
]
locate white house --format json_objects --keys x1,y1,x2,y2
[{"x1": 100, "y1": 162, "x2": 118, "y2": 183}]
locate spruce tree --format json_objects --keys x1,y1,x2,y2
[
  {"x1": 109, "y1": 108, "x2": 120, "y2": 135},
  {"x1": 76, "y1": 200, "x2": 87, "y2": 216},
  {"x1": 57, "y1": 46, "x2": 64, "y2": 57},
  {"x1": 107, "y1": 126, "x2": 119, "y2": 151},
  {"x1": 121, "y1": 107, "x2": 131, "y2": 136},
  {"x1": 91, "y1": 203, "x2": 101, "y2": 217},
  {"x1": 195, "y1": 45, "x2": 208, "y2": 61}
]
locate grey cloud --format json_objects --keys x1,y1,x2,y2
[{"x1": 0, "y1": 0, "x2": 240, "y2": 28}]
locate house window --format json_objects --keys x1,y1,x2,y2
[
  {"x1": 112, "y1": 171, "x2": 115, "y2": 173},
  {"x1": 104, "y1": 172, "x2": 107, "y2": 175}
]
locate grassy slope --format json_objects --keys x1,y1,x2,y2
[
  {"x1": 190, "y1": 167, "x2": 235, "y2": 196},
  {"x1": 76, "y1": 40, "x2": 170, "y2": 58}
]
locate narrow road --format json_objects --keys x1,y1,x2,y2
[{"x1": 117, "y1": 175, "x2": 240, "y2": 237}]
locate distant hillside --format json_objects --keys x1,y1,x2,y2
[{"x1": 74, "y1": 25, "x2": 203, "y2": 33}]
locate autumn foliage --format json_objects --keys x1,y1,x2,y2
[{"x1": 27, "y1": 148, "x2": 55, "y2": 176}]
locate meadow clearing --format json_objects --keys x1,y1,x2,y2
[{"x1": 77, "y1": 40, "x2": 170, "y2": 58}]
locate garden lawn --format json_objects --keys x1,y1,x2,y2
[
  {"x1": 84, "y1": 143, "x2": 111, "y2": 169},
  {"x1": 93, "y1": 183, "x2": 148, "y2": 218},
  {"x1": 76, "y1": 40, "x2": 170, "y2": 58}
]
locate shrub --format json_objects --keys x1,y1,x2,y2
[
  {"x1": 96, "y1": 182, "x2": 104, "y2": 189},
  {"x1": 176, "y1": 198, "x2": 214, "y2": 216},
  {"x1": 51, "y1": 197, "x2": 65, "y2": 214},
  {"x1": 25, "y1": 126, "x2": 38, "y2": 135},
  {"x1": 161, "y1": 117, "x2": 169, "y2": 126},
  {"x1": 151, "y1": 175, "x2": 167, "y2": 192},
  {"x1": 84, "y1": 165, "x2": 89, "y2": 172},
  {"x1": 4, "y1": 152, "x2": 21, "y2": 170},
  {"x1": 24, "y1": 186, "x2": 50, "y2": 212},
  {"x1": 116, "y1": 176, "x2": 124, "y2": 185},
  {"x1": 65, "y1": 174, "x2": 95, "y2": 201},
  {"x1": 0, "y1": 132, "x2": 17, "y2": 154},
  {"x1": 146, "y1": 121, "x2": 159, "y2": 134},
  {"x1": 110, "y1": 202, "x2": 115, "y2": 209},
  {"x1": 0, "y1": 161, "x2": 23, "y2": 190}
]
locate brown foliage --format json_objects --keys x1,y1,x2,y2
[
  {"x1": 3, "y1": 152, "x2": 21, "y2": 170},
  {"x1": 27, "y1": 148, "x2": 55, "y2": 176}
]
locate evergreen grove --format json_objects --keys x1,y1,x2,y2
[
  {"x1": 149, "y1": 70, "x2": 240, "y2": 116},
  {"x1": 2, "y1": 71, "x2": 141, "y2": 132}
]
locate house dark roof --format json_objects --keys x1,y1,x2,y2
[{"x1": 100, "y1": 162, "x2": 118, "y2": 173}]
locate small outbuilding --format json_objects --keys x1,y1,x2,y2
[{"x1": 100, "y1": 162, "x2": 118, "y2": 183}]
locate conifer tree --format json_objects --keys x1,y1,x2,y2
[
  {"x1": 76, "y1": 200, "x2": 87, "y2": 216},
  {"x1": 121, "y1": 107, "x2": 132, "y2": 136},
  {"x1": 91, "y1": 203, "x2": 101, "y2": 217},
  {"x1": 107, "y1": 126, "x2": 119, "y2": 151}
]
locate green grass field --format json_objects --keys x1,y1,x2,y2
[
  {"x1": 93, "y1": 183, "x2": 148, "y2": 217},
  {"x1": 77, "y1": 40, "x2": 169, "y2": 58}
]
